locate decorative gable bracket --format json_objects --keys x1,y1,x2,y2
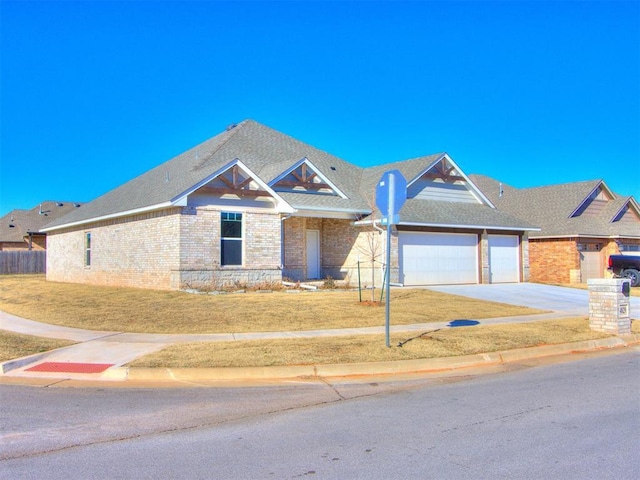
[
  {"x1": 171, "y1": 159, "x2": 295, "y2": 212},
  {"x1": 406, "y1": 153, "x2": 495, "y2": 207},
  {"x1": 269, "y1": 157, "x2": 348, "y2": 198}
]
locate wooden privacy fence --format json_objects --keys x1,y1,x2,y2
[{"x1": 0, "y1": 251, "x2": 46, "y2": 274}]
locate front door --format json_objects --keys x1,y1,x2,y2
[{"x1": 306, "y1": 230, "x2": 320, "y2": 279}]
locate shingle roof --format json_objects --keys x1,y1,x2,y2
[
  {"x1": 398, "y1": 199, "x2": 537, "y2": 230},
  {"x1": 0, "y1": 201, "x2": 82, "y2": 242},
  {"x1": 360, "y1": 153, "x2": 445, "y2": 194},
  {"x1": 469, "y1": 174, "x2": 640, "y2": 238},
  {"x1": 44, "y1": 120, "x2": 368, "y2": 229},
  {"x1": 44, "y1": 120, "x2": 536, "y2": 233}
]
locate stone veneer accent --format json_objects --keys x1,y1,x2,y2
[{"x1": 588, "y1": 278, "x2": 631, "y2": 334}]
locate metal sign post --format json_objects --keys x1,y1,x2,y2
[{"x1": 376, "y1": 170, "x2": 407, "y2": 347}]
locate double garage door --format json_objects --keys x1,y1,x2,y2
[{"x1": 399, "y1": 232, "x2": 520, "y2": 285}]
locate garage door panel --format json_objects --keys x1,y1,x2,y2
[
  {"x1": 400, "y1": 232, "x2": 478, "y2": 286},
  {"x1": 488, "y1": 235, "x2": 520, "y2": 283}
]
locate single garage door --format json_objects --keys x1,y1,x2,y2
[
  {"x1": 399, "y1": 232, "x2": 479, "y2": 285},
  {"x1": 580, "y1": 245, "x2": 603, "y2": 282},
  {"x1": 488, "y1": 235, "x2": 520, "y2": 283}
]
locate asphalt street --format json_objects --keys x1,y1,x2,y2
[{"x1": 2, "y1": 348, "x2": 638, "y2": 479}]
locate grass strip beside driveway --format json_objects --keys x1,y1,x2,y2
[
  {"x1": 129, "y1": 318, "x2": 638, "y2": 368},
  {"x1": 0, "y1": 275, "x2": 545, "y2": 334}
]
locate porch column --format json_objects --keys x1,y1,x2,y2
[
  {"x1": 521, "y1": 232, "x2": 530, "y2": 282},
  {"x1": 481, "y1": 230, "x2": 490, "y2": 284}
]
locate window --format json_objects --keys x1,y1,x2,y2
[
  {"x1": 221, "y1": 212, "x2": 242, "y2": 266},
  {"x1": 85, "y1": 232, "x2": 91, "y2": 266},
  {"x1": 621, "y1": 244, "x2": 640, "y2": 252}
]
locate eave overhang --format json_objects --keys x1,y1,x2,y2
[
  {"x1": 353, "y1": 218, "x2": 540, "y2": 232},
  {"x1": 42, "y1": 159, "x2": 297, "y2": 232},
  {"x1": 291, "y1": 206, "x2": 370, "y2": 220},
  {"x1": 40, "y1": 201, "x2": 176, "y2": 232},
  {"x1": 529, "y1": 233, "x2": 640, "y2": 240}
]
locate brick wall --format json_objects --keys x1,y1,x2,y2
[
  {"x1": 283, "y1": 217, "x2": 397, "y2": 285},
  {"x1": 529, "y1": 238, "x2": 579, "y2": 283},
  {"x1": 47, "y1": 207, "x2": 283, "y2": 290},
  {"x1": 282, "y1": 217, "x2": 305, "y2": 280},
  {"x1": 174, "y1": 207, "x2": 282, "y2": 289},
  {"x1": 0, "y1": 236, "x2": 46, "y2": 251},
  {"x1": 47, "y1": 208, "x2": 182, "y2": 290}
]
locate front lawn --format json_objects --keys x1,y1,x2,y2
[
  {"x1": 0, "y1": 275, "x2": 545, "y2": 334},
  {"x1": 130, "y1": 318, "x2": 638, "y2": 368}
]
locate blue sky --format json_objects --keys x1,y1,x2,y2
[{"x1": 1, "y1": 0, "x2": 638, "y2": 216}]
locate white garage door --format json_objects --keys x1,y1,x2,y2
[
  {"x1": 488, "y1": 235, "x2": 520, "y2": 283},
  {"x1": 399, "y1": 232, "x2": 479, "y2": 285}
]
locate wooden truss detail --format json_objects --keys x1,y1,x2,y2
[
  {"x1": 203, "y1": 165, "x2": 267, "y2": 197},
  {"x1": 423, "y1": 159, "x2": 464, "y2": 183},
  {"x1": 274, "y1": 163, "x2": 333, "y2": 192}
]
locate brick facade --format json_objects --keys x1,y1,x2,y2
[
  {"x1": 47, "y1": 208, "x2": 182, "y2": 290},
  {"x1": 529, "y1": 238, "x2": 579, "y2": 284},
  {"x1": 0, "y1": 236, "x2": 46, "y2": 251},
  {"x1": 282, "y1": 217, "x2": 398, "y2": 286},
  {"x1": 47, "y1": 205, "x2": 536, "y2": 291},
  {"x1": 47, "y1": 206, "x2": 283, "y2": 291},
  {"x1": 529, "y1": 237, "x2": 628, "y2": 284}
]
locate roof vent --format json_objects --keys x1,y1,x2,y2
[
  {"x1": 226, "y1": 123, "x2": 238, "y2": 131},
  {"x1": 330, "y1": 166, "x2": 336, "y2": 171},
  {"x1": 499, "y1": 183, "x2": 504, "y2": 198},
  {"x1": 74, "y1": 203, "x2": 81, "y2": 208}
]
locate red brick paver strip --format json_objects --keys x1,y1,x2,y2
[{"x1": 26, "y1": 362, "x2": 114, "y2": 373}]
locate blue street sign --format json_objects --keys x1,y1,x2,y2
[{"x1": 376, "y1": 169, "x2": 407, "y2": 226}]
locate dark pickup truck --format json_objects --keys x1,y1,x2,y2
[{"x1": 608, "y1": 255, "x2": 640, "y2": 287}]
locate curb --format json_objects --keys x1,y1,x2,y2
[
  {"x1": 121, "y1": 333, "x2": 640, "y2": 383},
  {"x1": 0, "y1": 352, "x2": 50, "y2": 375}
]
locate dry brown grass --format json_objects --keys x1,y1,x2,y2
[
  {"x1": 0, "y1": 331, "x2": 74, "y2": 363},
  {"x1": 0, "y1": 275, "x2": 544, "y2": 334},
  {"x1": 130, "y1": 318, "x2": 639, "y2": 368},
  {"x1": 553, "y1": 283, "x2": 640, "y2": 297}
]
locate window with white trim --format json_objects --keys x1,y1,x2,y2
[
  {"x1": 85, "y1": 232, "x2": 91, "y2": 266},
  {"x1": 221, "y1": 212, "x2": 242, "y2": 266}
]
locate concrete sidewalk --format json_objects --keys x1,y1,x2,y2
[{"x1": 2, "y1": 308, "x2": 638, "y2": 385}]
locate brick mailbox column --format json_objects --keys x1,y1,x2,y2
[{"x1": 587, "y1": 279, "x2": 631, "y2": 334}]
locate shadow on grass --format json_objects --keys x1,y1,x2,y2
[
  {"x1": 448, "y1": 319, "x2": 480, "y2": 327},
  {"x1": 398, "y1": 319, "x2": 480, "y2": 347}
]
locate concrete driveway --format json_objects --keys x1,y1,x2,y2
[{"x1": 426, "y1": 283, "x2": 640, "y2": 318}]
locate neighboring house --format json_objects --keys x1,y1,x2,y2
[
  {"x1": 470, "y1": 175, "x2": 640, "y2": 284},
  {"x1": 0, "y1": 201, "x2": 82, "y2": 251},
  {"x1": 42, "y1": 120, "x2": 537, "y2": 291}
]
